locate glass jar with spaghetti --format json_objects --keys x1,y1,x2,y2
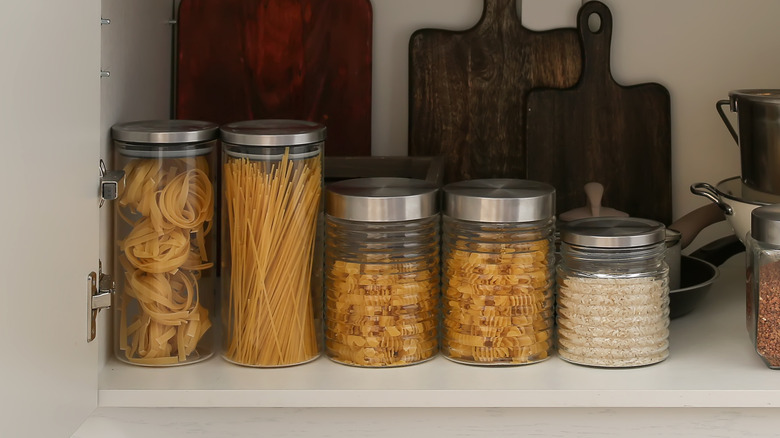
[
  {"x1": 220, "y1": 119, "x2": 325, "y2": 367},
  {"x1": 441, "y1": 179, "x2": 556, "y2": 365},
  {"x1": 112, "y1": 120, "x2": 218, "y2": 366},
  {"x1": 557, "y1": 217, "x2": 670, "y2": 368},
  {"x1": 324, "y1": 177, "x2": 440, "y2": 367}
]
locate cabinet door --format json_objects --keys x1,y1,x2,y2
[{"x1": 0, "y1": 1, "x2": 101, "y2": 436}]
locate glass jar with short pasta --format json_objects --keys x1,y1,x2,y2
[
  {"x1": 324, "y1": 177, "x2": 440, "y2": 367},
  {"x1": 220, "y1": 119, "x2": 325, "y2": 367},
  {"x1": 112, "y1": 119, "x2": 218, "y2": 366},
  {"x1": 441, "y1": 179, "x2": 556, "y2": 365},
  {"x1": 557, "y1": 217, "x2": 670, "y2": 368}
]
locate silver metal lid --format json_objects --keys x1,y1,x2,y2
[
  {"x1": 220, "y1": 119, "x2": 327, "y2": 146},
  {"x1": 442, "y1": 179, "x2": 555, "y2": 223},
  {"x1": 729, "y1": 89, "x2": 780, "y2": 107},
  {"x1": 326, "y1": 177, "x2": 439, "y2": 222},
  {"x1": 111, "y1": 120, "x2": 218, "y2": 144},
  {"x1": 751, "y1": 204, "x2": 780, "y2": 244},
  {"x1": 561, "y1": 217, "x2": 666, "y2": 248}
]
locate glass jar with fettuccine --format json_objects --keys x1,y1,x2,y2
[
  {"x1": 112, "y1": 120, "x2": 218, "y2": 366},
  {"x1": 220, "y1": 119, "x2": 325, "y2": 367}
]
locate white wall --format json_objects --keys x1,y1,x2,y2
[{"x1": 370, "y1": 0, "x2": 780, "y2": 247}]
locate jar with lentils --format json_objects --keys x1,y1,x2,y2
[
  {"x1": 557, "y1": 217, "x2": 670, "y2": 367},
  {"x1": 324, "y1": 177, "x2": 440, "y2": 367},
  {"x1": 746, "y1": 204, "x2": 780, "y2": 369},
  {"x1": 441, "y1": 179, "x2": 556, "y2": 365}
]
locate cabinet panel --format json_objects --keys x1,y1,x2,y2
[{"x1": 0, "y1": 1, "x2": 101, "y2": 436}]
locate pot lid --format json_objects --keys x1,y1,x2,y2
[{"x1": 729, "y1": 89, "x2": 780, "y2": 107}]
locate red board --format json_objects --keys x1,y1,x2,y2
[{"x1": 176, "y1": 0, "x2": 372, "y2": 156}]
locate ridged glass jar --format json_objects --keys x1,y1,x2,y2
[
  {"x1": 557, "y1": 217, "x2": 670, "y2": 368},
  {"x1": 746, "y1": 204, "x2": 780, "y2": 369},
  {"x1": 441, "y1": 179, "x2": 556, "y2": 365},
  {"x1": 324, "y1": 177, "x2": 440, "y2": 367},
  {"x1": 220, "y1": 119, "x2": 325, "y2": 367},
  {"x1": 112, "y1": 119, "x2": 218, "y2": 366}
]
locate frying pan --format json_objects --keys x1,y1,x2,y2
[{"x1": 671, "y1": 234, "x2": 744, "y2": 318}]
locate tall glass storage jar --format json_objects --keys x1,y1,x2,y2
[
  {"x1": 746, "y1": 204, "x2": 780, "y2": 369},
  {"x1": 112, "y1": 120, "x2": 218, "y2": 366},
  {"x1": 557, "y1": 217, "x2": 670, "y2": 367},
  {"x1": 441, "y1": 179, "x2": 556, "y2": 365},
  {"x1": 324, "y1": 177, "x2": 440, "y2": 367},
  {"x1": 220, "y1": 119, "x2": 325, "y2": 367}
]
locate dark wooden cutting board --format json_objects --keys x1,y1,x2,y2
[
  {"x1": 175, "y1": 0, "x2": 372, "y2": 156},
  {"x1": 408, "y1": 0, "x2": 582, "y2": 183},
  {"x1": 526, "y1": 1, "x2": 672, "y2": 224}
]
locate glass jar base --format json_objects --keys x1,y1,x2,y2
[
  {"x1": 116, "y1": 349, "x2": 214, "y2": 367},
  {"x1": 221, "y1": 353, "x2": 321, "y2": 368}
]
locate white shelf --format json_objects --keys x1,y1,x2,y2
[{"x1": 99, "y1": 254, "x2": 780, "y2": 409}]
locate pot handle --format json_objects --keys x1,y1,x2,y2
[
  {"x1": 716, "y1": 99, "x2": 739, "y2": 144},
  {"x1": 690, "y1": 182, "x2": 734, "y2": 216}
]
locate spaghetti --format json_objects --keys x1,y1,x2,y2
[{"x1": 222, "y1": 150, "x2": 321, "y2": 367}]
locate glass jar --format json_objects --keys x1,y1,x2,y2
[
  {"x1": 112, "y1": 120, "x2": 218, "y2": 366},
  {"x1": 324, "y1": 177, "x2": 440, "y2": 367},
  {"x1": 557, "y1": 217, "x2": 670, "y2": 367},
  {"x1": 441, "y1": 179, "x2": 556, "y2": 365},
  {"x1": 220, "y1": 119, "x2": 325, "y2": 367},
  {"x1": 746, "y1": 204, "x2": 780, "y2": 369}
]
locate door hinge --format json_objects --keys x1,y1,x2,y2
[{"x1": 87, "y1": 261, "x2": 114, "y2": 343}]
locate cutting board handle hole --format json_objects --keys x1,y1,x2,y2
[{"x1": 587, "y1": 12, "x2": 602, "y2": 33}]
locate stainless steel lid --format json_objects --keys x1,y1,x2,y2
[
  {"x1": 220, "y1": 119, "x2": 327, "y2": 146},
  {"x1": 326, "y1": 177, "x2": 438, "y2": 222},
  {"x1": 751, "y1": 204, "x2": 780, "y2": 244},
  {"x1": 561, "y1": 217, "x2": 666, "y2": 248},
  {"x1": 442, "y1": 179, "x2": 555, "y2": 223},
  {"x1": 111, "y1": 120, "x2": 218, "y2": 144}
]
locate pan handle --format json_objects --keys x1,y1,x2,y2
[
  {"x1": 716, "y1": 99, "x2": 739, "y2": 145},
  {"x1": 690, "y1": 182, "x2": 734, "y2": 216}
]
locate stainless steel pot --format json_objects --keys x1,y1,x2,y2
[{"x1": 717, "y1": 89, "x2": 780, "y2": 194}]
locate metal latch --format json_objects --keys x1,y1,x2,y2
[
  {"x1": 87, "y1": 261, "x2": 114, "y2": 342},
  {"x1": 99, "y1": 159, "x2": 124, "y2": 207}
]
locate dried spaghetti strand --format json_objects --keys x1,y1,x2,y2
[{"x1": 223, "y1": 151, "x2": 321, "y2": 367}]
